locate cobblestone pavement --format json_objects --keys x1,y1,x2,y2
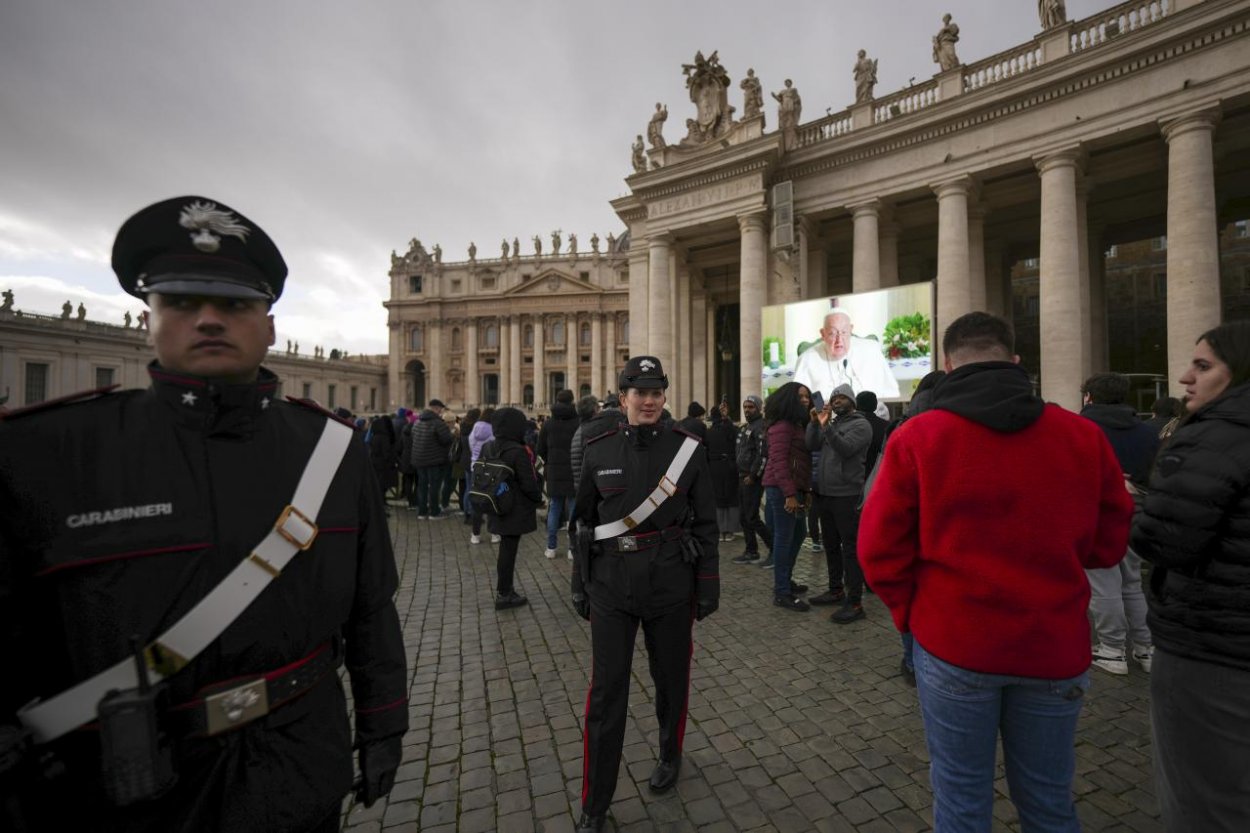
[{"x1": 341, "y1": 508, "x2": 1160, "y2": 832}]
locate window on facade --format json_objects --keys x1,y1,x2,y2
[
  {"x1": 483, "y1": 374, "x2": 499, "y2": 405},
  {"x1": 485, "y1": 323, "x2": 499, "y2": 348},
  {"x1": 451, "y1": 279, "x2": 461, "y2": 292},
  {"x1": 552, "y1": 321, "x2": 565, "y2": 345},
  {"x1": 410, "y1": 326, "x2": 423, "y2": 352},
  {"x1": 580, "y1": 271, "x2": 590, "y2": 282},
  {"x1": 1235, "y1": 220, "x2": 1249, "y2": 238},
  {"x1": 549, "y1": 372, "x2": 565, "y2": 403},
  {"x1": 302, "y1": 382, "x2": 313, "y2": 399},
  {"x1": 24, "y1": 362, "x2": 49, "y2": 405},
  {"x1": 524, "y1": 324, "x2": 534, "y2": 348},
  {"x1": 350, "y1": 386, "x2": 358, "y2": 409},
  {"x1": 1023, "y1": 257, "x2": 1039, "y2": 270},
  {"x1": 409, "y1": 275, "x2": 422, "y2": 293},
  {"x1": 95, "y1": 367, "x2": 115, "y2": 388},
  {"x1": 451, "y1": 327, "x2": 462, "y2": 351},
  {"x1": 327, "y1": 385, "x2": 337, "y2": 409},
  {"x1": 579, "y1": 322, "x2": 591, "y2": 346},
  {"x1": 481, "y1": 276, "x2": 496, "y2": 290},
  {"x1": 524, "y1": 385, "x2": 534, "y2": 407}
]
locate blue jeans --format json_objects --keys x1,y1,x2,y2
[
  {"x1": 764, "y1": 487, "x2": 806, "y2": 597},
  {"x1": 545, "y1": 494, "x2": 574, "y2": 550},
  {"x1": 914, "y1": 642, "x2": 1087, "y2": 833}
]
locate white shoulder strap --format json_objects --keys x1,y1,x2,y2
[
  {"x1": 594, "y1": 436, "x2": 700, "y2": 541},
  {"x1": 19, "y1": 418, "x2": 355, "y2": 744}
]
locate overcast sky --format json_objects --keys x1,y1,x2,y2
[{"x1": 0, "y1": 1, "x2": 1107, "y2": 355}]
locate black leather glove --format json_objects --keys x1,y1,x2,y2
[
  {"x1": 695, "y1": 597, "x2": 719, "y2": 621},
  {"x1": 355, "y1": 734, "x2": 403, "y2": 807},
  {"x1": 572, "y1": 592, "x2": 590, "y2": 621}
]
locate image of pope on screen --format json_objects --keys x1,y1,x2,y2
[{"x1": 793, "y1": 307, "x2": 900, "y2": 402}]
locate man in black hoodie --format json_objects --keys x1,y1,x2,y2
[
  {"x1": 1080, "y1": 372, "x2": 1160, "y2": 675},
  {"x1": 537, "y1": 390, "x2": 580, "y2": 559}
]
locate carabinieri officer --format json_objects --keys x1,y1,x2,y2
[
  {"x1": 0, "y1": 196, "x2": 408, "y2": 832},
  {"x1": 570, "y1": 355, "x2": 720, "y2": 833}
]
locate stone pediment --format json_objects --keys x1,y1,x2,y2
[{"x1": 504, "y1": 270, "x2": 601, "y2": 297}]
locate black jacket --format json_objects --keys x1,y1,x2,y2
[
  {"x1": 1080, "y1": 403, "x2": 1160, "y2": 486},
  {"x1": 571, "y1": 407, "x2": 627, "y2": 493},
  {"x1": 487, "y1": 408, "x2": 543, "y2": 536},
  {"x1": 0, "y1": 365, "x2": 408, "y2": 832},
  {"x1": 1131, "y1": 382, "x2": 1250, "y2": 670},
  {"x1": 536, "y1": 402, "x2": 579, "y2": 497},
  {"x1": 706, "y1": 414, "x2": 739, "y2": 508},
  {"x1": 735, "y1": 413, "x2": 767, "y2": 477},
  {"x1": 410, "y1": 408, "x2": 452, "y2": 468}
]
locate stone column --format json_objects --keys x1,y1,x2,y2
[
  {"x1": 465, "y1": 318, "x2": 478, "y2": 406},
  {"x1": 932, "y1": 177, "x2": 973, "y2": 366},
  {"x1": 648, "y1": 234, "x2": 673, "y2": 360},
  {"x1": 510, "y1": 315, "x2": 522, "y2": 406},
  {"x1": 851, "y1": 200, "x2": 882, "y2": 293},
  {"x1": 1075, "y1": 178, "x2": 1093, "y2": 378},
  {"x1": 566, "y1": 313, "x2": 578, "y2": 396},
  {"x1": 590, "y1": 313, "x2": 604, "y2": 397},
  {"x1": 533, "y1": 314, "x2": 545, "y2": 408},
  {"x1": 1036, "y1": 149, "x2": 1086, "y2": 411},
  {"x1": 878, "y1": 212, "x2": 900, "y2": 288},
  {"x1": 739, "y1": 212, "x2": 769, "y2": 402},
  {"x1": 967, "y1": 205, "x2": 987, "y2": 313},
  {"x1": 675, "y1": 265, "x2": 691, "y2": 409},
  {"x1": 799, "y1": 217, "x2": 826, "y2": 298},
  {"x1": 604, "y1": 314, "x2": 617, "y2": 391},
  {"x1": 691, "y1": 292, "x2": 708, "y2": 406},
  {"x1": 1162, "y1": 109, "x2": 1223, "y2": 395},
  {"x1": 629, "y1": 242, "x2": 648, "y2": 358},
  {"x1": 498, "y1": 317, "x2": 511, "y2": 405},
  {"x1": 426, "y1": 321, "x2": 442, "y2": 403},
  {"x1": 387, "y1": 323, "x2": 401, "y2": 409}
]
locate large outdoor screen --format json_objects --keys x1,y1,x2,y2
[{"x1": 760, "y1": 282, "x2": 935, "y2": 406}]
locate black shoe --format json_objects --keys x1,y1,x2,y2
[
  {"x1": 790, "y1": 581, "x2": 808, "y2": 595},
  {"x1": 900, "y1": 658, "x2": 916, "y2": 687},
  {"x1": 494, "y1": 591, "x2": 528, "y2": 610},
  {"x1": 757, "y1": 556, "x2": 775, "y2": 568},
  {"x1": 732, "y1": 551, "x2": 760, "y2": 565},
  {"x1": 648, "y1": 757, "x2": 681, "y2": 793},
  {"x1": 831, "y1": 601, "x2": 865, "y2": 624},
  {"x1": 808, "y1": 589, "x2": 845, "y2": 606},
  {"x1": 575, "y1": 813, "x2": 606, "y2": 833},
  {"x1": 773, "y1": 594, "x2": 810, "y2": 612}
]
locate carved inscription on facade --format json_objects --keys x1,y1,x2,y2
[{"x1": 646, "y1": 175, "x2": 762, "y2": 219}]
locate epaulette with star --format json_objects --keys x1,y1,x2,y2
[
  {"x1": 586, "y1": 426, "x2": 620, "y2": 445},
  {"x1": 673, "y1": 425, "x2": 704, "y2": 443},
  {"x1": 0, "y1": 385, "x2": 120, "y2": 422},
  {"x1": 285, "y1": 396, "x2": 360, "y2": 429}
]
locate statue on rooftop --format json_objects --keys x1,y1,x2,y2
[
  {"x1": 590, "y1": 233, "x2": 600, "y2": 254},
  {"x1": 512, "y1": 237, "x2": 520, "y2": 258},
  {"x1": 631, "y1": 135, "x2": 647, "y2": 173},
  {"x1": 77, "y1": 303, "x2": 86, "y2": 321},
  {"x1": 61, "y1": 300, "x2": 72, "y2": 319},
  {"x1": 772, "y1": 79, "x2": 802, "y2": 151},
  {"x1": 854, "y1": 50, "x2": 878, "y2": 103},
  {"x1": 682, "y1": 50, "x2": 732, "y2": 142},
  {"x1": 124, "y1": 310, "x2": 132, "y2": 328},
  {"x1": 740, "y1": 68, "x2": 764, "y2": 123},
  {"x1": 1, "y1": 289, "x2": 12, "y2": 312},
  {"x1": 551, "y1": 230, "x2": 561, "y2": 255},
  {"x1": 933, "y1": 13, "x2": 961, "y2": 71},
  {"x1": 533, "y1": 235, "x2": 543, "y2": 256},
  {"x1": 433, "y1": 243, "x2": 442, "y2": 264},
  {"x1": 647, "y1": 103, "x2": 668, "y2": 150},
  {"x1": 501, "y1": 238, "x2": 510, "y2": 259},
  {"x1": 1039, "y1": 0, "x2": 1067, "y2": 30},
  {"x1": 568, "y1": 232, "x2": 577, "y2": 255},
  {"x1": 467, "y1": 241, "x2": 476, "y2": 262}
]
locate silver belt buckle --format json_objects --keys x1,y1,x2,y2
[
  {"x1": 618, "y1": 536, "x2": 638, "y2": 552},
  {"x1": 205, "y1": 678, "x2": 269, "y2": 735}
]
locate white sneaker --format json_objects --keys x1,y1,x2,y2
[
  {"x1": 417, "y1": 515, "x2": 428, "y2": 520},
  {"x1": 544, "y1": 548, "x2": 558, "y2": 559},
  {"x1": 1091, "y1": 644, "x2": 1129, "y2": 675},
  {"x1": 470, "y1": 534, "x2": 481, "y2": 545},
  {"x1": 567, "y1": 550, "x2": 574, "y2": 561},
  {"x1": 491, "y1": 534, "x2": 501, "y2": 544},
  {"x1": 1132, "y1": 646, "x2": 1154, "y2": 673}
]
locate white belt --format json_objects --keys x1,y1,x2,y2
[
  {"x1": 594, "y1": 436, "x2": 700, "y2": 541},
  {"x1": 18, "y1": 418, "x2": 354, "y2": 744}
]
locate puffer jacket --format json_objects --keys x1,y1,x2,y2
[
  {"x1": 410, "y1": 409, "x2": 452, "y2": 468},
  {"x1": 1131, "y1": 382, "x2": 1250, "y2": 671},
  {"x1": 536, "y1": 402, "x2": 579, "y2": 497},
  {"x1": 571, "y1": 407, "x2": 626, "y2": 493},
  {"x1": 806, "y1": 410, "x2": 872, "y2": 498},
  {"x1": 761, "y1": 420, "x2": 811, "y2": 498}
]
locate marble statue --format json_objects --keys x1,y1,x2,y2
[
  {"x1": 390, "y1": 250, "x2": 401, "y2": 268},
  {"x1": 682, "y1": 50, "x2": 732, "y2": 142},
  {"x1": 590, "y1": 233, "x2": 600, "y2": 254},
  {"x1": 61, "y1": 300, "x2": 72, "y2": 319},
  {"x1": 631, "y1": 135, "x2": 647, "y2": 173},
  {"x1": 293, "y1": 341, "x2": 299, "y2": 355},
  {"x1": 533, "y1": 235, "x2": 543, "y2": 256},
  {"x1": 137, "y1": 311, "x2": 148, "y2": 330},
  {"x1": 501, "y1": 238, "x2": 510, "y2": 259},
  {"x1": 1039, "y1": 0, "x2": 1066, "y2": 30},
  {"x1": 647, "y1": 103, "x2": 668, "y2": 150},
  {"x1": 772, "y1": 79, "x2": 802, "y2": 151},
  {"x1": 568, "y1": 233, "x2": 577, "y2": 255},
  {"x1": 854, "y1": 50, "x2": 878, "y2": 103},
  {"x1": 286, "y1": 339, "x2": 292, "y2": 354},
  {"x1": 433, "y1": 243, "x2": 442, "y2": 264},
  {"x1": 512, "y1": 237, "x2": 520, "y2": 258},
  {"x1": 740, "y1": 68, "x2": 764, "y2": 123},
  {"x1": 551, "y1": 230, "x2": 561, "y2": 255},
  {"x1": 77, "y1": 303, "x2": 86, "y2": 321},
  {"x1": 1, "y1": 289, "x2": 13, "y2": 312},
  {"x1": 406, "y1": 238, "x2": 428, "y2": 261},
  {"x1": 933, "y1": 13, "x2": 960, "y2": 71},
  {"x1": 606, "y1": 232, "x2": 616, "y2": 251},
  {"x1": 124, "y1": 310, "x2": 132, "y2": 328}
]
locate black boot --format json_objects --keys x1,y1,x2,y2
[
  {"x1": 648, "y1": 756, "x2": 681, "y2": 793},
  {"x1": 494, "y1": 591, "x2": 528, "y2": 610},
  {"x1": 575, "y1": 812, "x2": 606, "y2": 832}
]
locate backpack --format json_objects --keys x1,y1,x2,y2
[{"x1": 468, "y1": 441, "x2": 515, "y2": 515}]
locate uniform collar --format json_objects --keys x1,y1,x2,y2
[
  {"x1": 148, "y1": 361, "x2": 279, "y2": 431},
  {"x1": 622, "y1": 422, "x2": 664, "y2": 447}
]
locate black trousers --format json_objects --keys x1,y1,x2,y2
[
  {"x1": 496, "y1": 534, "x2": 520, "y2": 594},
  {"x1": 737, "y1": 479, "x2": 772, "y2": 554},
  {"x1": 815, "y1": 494, "x2": 863, "y2": 602},
  {"x1": 582, "y1": 597, "x2": 693, "y2": 816}
]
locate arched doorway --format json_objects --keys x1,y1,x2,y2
[{"x1": 405, "y1": 359, "x2": 426, "y2": 408}]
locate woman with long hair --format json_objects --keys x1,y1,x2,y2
[
  {"x1": 1131, "y1": 319, "x2": 1250, "y2": 832},
  {"x1": 761, "y1": 382, "x2": 814, "y2": 611}
]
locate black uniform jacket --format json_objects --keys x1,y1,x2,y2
[
  {"x1": 572, "y1": 423, "x2": 719, "y2": 613},
  {"x1": 0, "y1": 365, "x2": 408, "y2": 832}
]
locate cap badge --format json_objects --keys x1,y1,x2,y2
[
  {"x1": 179, "y1": 200, "x2": 251, "y2": 253},
  {"x1": 640, "y1": 359, "x2": 656, "y2": 371}
]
